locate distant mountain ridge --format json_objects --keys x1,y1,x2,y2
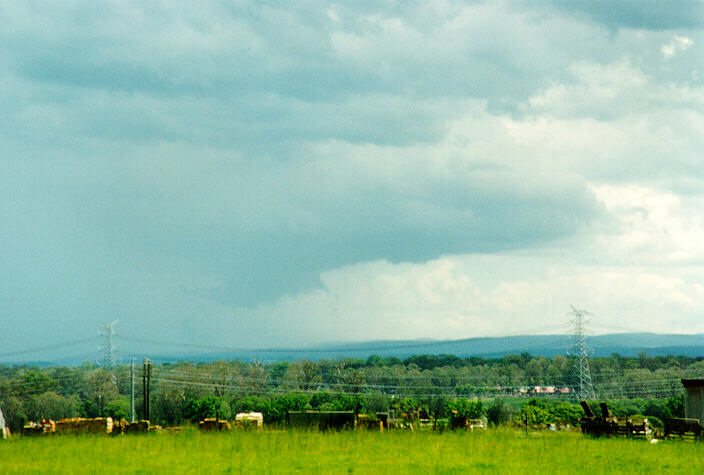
[
  {"x1": 127, "y1": 332, "x2": 704, "y2": 364},
  {"x1": 13, "y1": 333, "x2": 704, "y2": 366}
]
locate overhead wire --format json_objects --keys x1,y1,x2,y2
[{"x1": 0, "y1": 336, "x2": 101, "y2": 359}]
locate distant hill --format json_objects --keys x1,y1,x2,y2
[
  {"x1": 11, "y1": 333, "x2": 704, "y2": 366},
  {"x1": 119, "y1": 332, "x2": 704, "y2": 364}
]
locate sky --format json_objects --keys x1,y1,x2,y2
[{"x1": 1, "y1": 0, "x2": 703, "y2": 354}]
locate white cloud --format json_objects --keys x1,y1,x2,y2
[
  {"x1": 233, "y1": 253, "x2": 704, "y2": 347},
  {"x1": 591, "y1": 184, "x2": 704, "y2": 265},
  {"x1": 2, "y1": 1, "x2": 704, "y2": 353},
  {"x1": 661, "y1": 35, "x2": 693, "y2": 59}
]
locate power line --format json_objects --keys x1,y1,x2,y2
[{"x1": 0, "y1": 337, "x2": 101, "y2": 359}]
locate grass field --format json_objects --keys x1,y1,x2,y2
[{"x1": 1, "y1": 429, "x2": 702, "y2": 474}]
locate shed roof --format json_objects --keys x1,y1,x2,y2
[{"x1": 681, "y1": 379, "x2": 704, "y2": 388}]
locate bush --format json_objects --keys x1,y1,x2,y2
[
  {"x1": 642, "y1": 399, "x2": 672, "y2": 421},
  {"x1": 184, "y1": 396, "x2": 222, "y2": 422},
  {"x1": 446, "y1": 398, "x2": 484, "y2": 419},
  {"x1": 329, "y1": 394, "x2": 366, "y2": 413},
  {"x1": 0, "y1": 396, "x2": 28, "y2": 431},
  {"x1": 397, "y1": 398, "x2": 418, "y2": 414},
  {"x1": 516, "y1": 399, "x2": 553, "y2": 426},
  {"x1": 28, "y1": 392, "x2": 78, "y2": 421},
  {"x1": 365, "y1": 393, "x2": 391, "y2": 414},
  {"x1": 647, "y1": 415, "x2": 663, "y2": 433},
  {"x1": 233, "y1": 395, "x2": 270, "y2": 413},
  {"x1": 232, "y1": 395, "x2": 275, "y2": 423},
  {"x1": 310, "y1": 392, "x2": 335, "y2": 409},
  {"x1": 486, "y1": 399, "x2": 514, "y2": 426},
  {"x1": 104, "y1": 398, "x2": 130, "y2": 421},
  {"x1": 546, "y1": 402, "x2": 583, "y2": 427},
  {"x1": 666, "y1": 394, "x2": 685, "y2": 418},
  {"x1": 268, "y1": 392, "x2": 310, "y2": 424}
]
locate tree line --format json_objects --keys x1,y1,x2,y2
[{"x1": 0, "y1": 352, "x2": 699, "y2": 431}]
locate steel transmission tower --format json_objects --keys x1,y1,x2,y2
[
  {"x1": 569, "y1": 306, "x2": 594, "y2": 400},
  {"x1": 99, "y1": 321, "x2": 118, "y2": 369}
]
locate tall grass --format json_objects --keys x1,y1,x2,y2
[{"x1": 1, "y1": 429, "x2": 702, "y2": 473}]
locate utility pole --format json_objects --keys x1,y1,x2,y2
[
  {"x1": 569, "y1": 306, "x2": 595, "y2": 400},
  {"x1": 100, "y1": 321, "x2": 118, "y2": 370},
  {"x1": 130, "y1": 358, "x2": 135, "y2": 422},
  {"x1": 142, "y1": 358, "x2": 152, "y2": 421}
]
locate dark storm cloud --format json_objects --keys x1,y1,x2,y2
[{"x1": 0, "y1": 1, "x2": 700, "y2": 349}]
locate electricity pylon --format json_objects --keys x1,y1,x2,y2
[
  {"x1": 569, "y1": 306, "x2": 594, "y2": 400},
  {"x1": 99, "y1": 321, "x2": 118, "y2": 370}
]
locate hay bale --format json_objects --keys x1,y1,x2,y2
[
  {"x1": 199, "y1": 418, "x2": 231, "y2": 431},
  {"x1": 22, "y1": 422, "x2": 44, "y2": 436},
  {"x1": 56, "y1": 418, "x2": 84, "y2": 435},
  {"x1": 124, "y1": 420, "x2": 150, "y2": 434},
  {"x1": 234, "y1": 412, "x2": 263, "y2": 430},
  {"x1": 55, "y1": 417, "x2": 113, "y2": 435},
  {"x1": 287, "y1": 411, "x2": 355, "y2": 431}
]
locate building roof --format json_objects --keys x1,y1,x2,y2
[{"x1": 681, "y1": 379, "x2": 704, "y2": 388}]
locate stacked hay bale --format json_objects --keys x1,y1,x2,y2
[
  {"x1": 123, "y1": 420, "x2": 151, "y2": 434},
  {"x1": 55, "y1": 417, "x2": 113, "y2": 435},
  {"x1": 199, "y1": 418, "x2": 231, "y2": 431},
  {"x1": 22, "y1": 419, "x2": 56, "y2": 436},
  {"x1": 22, "y1": 422, "x2": 46, "y2": 436},
  {"x1": 55, "y1": 418, "x2": 84, "y2": 435},
  {"x1": 86, "y1": 417, "x2": 113, "y2": 434},
  {"x1": 234, "y1": 412, "x2": 263, "y2": 430}
]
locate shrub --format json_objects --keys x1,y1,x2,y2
[
  {"x1": 184, "y1": 396, "x2": 222, "y2": 422},
  {"x1": 329, "y1": 394, "x2": 366, "y2": 413},
  {"x1": 104, "y1": 398, "x2": 130, "y2": 421},
  {"x1": 516, "y1": 399, "x2": 553, "y2": 426},
  {"x1": 486, "y1": 399, "x2": 514, "y2": 426},
  {"x1": 546, "y1": 402, "x2": 583, "y2": 427},
  {"x1": 446, "y1": 398, "x2": 484, "y2": 419},
  {"x1": 269, "y1": 392, "x2": 310, "y2": 424},
  {"x1": 666, "y1": 394, "x2": 685, "y2": 418},
  {"x1": 310, "y1": 391, "x2": 335, "y2": 409}
]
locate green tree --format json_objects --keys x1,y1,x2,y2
[
  {"x1": 85, "y1": 370, "x2": 118, "y2": 416},
  {"x1": 20, "y1": 371, "x2": 58, "y2": 395},
  {"x1": 666, "y1": 394, "x2": 685, "y2": 418},
  {"x1": 546, "y1": 402, "x2": 583, "y2": 426},
  {"x1": 330, "y1": 394, "x2": 366, "y2": 413},
  {"x1": 516, "y1": 400, "x2": 553, "y2": 426},
  {"x1": 28, "y1": 392, "x2": 77, "y2": 421},
  {"x1": 151, "y1": 387, "x2": 186, "y2": 426},
  {"x1": 446, "y1": 398, "x2": 485, "y2": 419},
  {"x1": 310, "y1": 391, "x2": 335, "y2": 409},
  {"x1": 0, "y1": 395, "x2": 28, "y2": 431},
  {"x1": 232, "y1": 395, "x2": 275, "y2": 423},
  {"x1": 104, "y1": 398, "x2": 130, "y2": 421},
  {"x1": 486, "y1": 399, "x2": 513, "y2": 426},
  {"x1": 266, "y1": 392, "x2": 309, "y2": 424},
  {"x1": 184, "y1": 396, "x2": 222, "y2": 422}
]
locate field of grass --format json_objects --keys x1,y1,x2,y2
[{"x1": 1, "y1": 429, "x2": 703, "y2": 473}]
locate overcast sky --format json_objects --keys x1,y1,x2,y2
[{"x1": 1, "y1": 1, "x2": 703, "y2": 353}]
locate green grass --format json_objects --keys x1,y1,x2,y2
[{"x1": 1, "y1": 429, "x2": 702, "y2": 474}]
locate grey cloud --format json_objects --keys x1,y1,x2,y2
[
  {"x1": 1, "y1": 0, "x2": 701, "y2": 350},
  {"x1": 542, "y1": 0, "x2": 704, "y2": 30}
]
